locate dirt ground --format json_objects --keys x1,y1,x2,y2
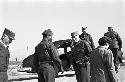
[
  {"x1": 8, "y1": 66, "x2": 125, "y2": 82},
  {"x1": 8, "y1": 71, "x2": 76, "y2": 82}
]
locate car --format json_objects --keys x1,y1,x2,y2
[{"x1": 22, "y1": 39, "x2": 73, "y2": 76}]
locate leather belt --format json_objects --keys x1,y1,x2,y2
[{"x1": 39, "y1": 61, "x2": 53, "y2": 65}]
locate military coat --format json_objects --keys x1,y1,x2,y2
[
  {"x1": 90, "y1": 46, "x2": 118, "y2": 82},
  {"x1": 0, "y1": 41, "x2": 10, "y2": 72}
]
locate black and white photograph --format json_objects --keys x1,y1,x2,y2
[{"x1": 0, "y1": 0, "x2": 125, "y2": 82}]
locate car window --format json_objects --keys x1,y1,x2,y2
[
  {"x1": 67, "y1": 47, "x2": 71, "y2": 52},
  {"x1": 57, "y1": 48, "x2": 64, "y2": 55}
]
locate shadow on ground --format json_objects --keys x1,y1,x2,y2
[
  {"x1": 8, "y1": 73, "x2": 75, "y2": 82},
  {"x1": 8, "y1": 77, "x2": 38, "y2": 82},
  {"x1": 56, "y1": 73, "x2": 75, "y2": 78}
]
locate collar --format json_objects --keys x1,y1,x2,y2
[
  {"x1": 0, "y1": 40, "x2": 7, "y2": 48},
  {"x1": 82, "y1": 32, "x2": 87, "y2": 35},
  {"x1": 42, "y1": 38, "x2": 49, "y2": 42},
  {"x1": 97, "y1": 46, "x2": 108, "y2": 49}
]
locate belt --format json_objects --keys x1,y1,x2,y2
[
  {"x1": 39, "y1": 61, "x2": 53, "y2": 65},
  {"x1": 0, "y1": 70, "x2": 7, "y2": 72},
  {"x1": 76, "y1": 60, "x2": 88, "y2": 67}
]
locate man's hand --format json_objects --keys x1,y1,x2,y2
[{"x1": 60, "y1": 66, "x2": 64, "y2": 74}]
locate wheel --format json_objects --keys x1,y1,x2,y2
[{"x1": 59, "y1": 54, "x2": 70, "y2": 71}]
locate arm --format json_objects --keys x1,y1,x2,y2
[
  {"x1": 104, "y1": 33, "x2": 107, "y2": 36},
  {"x1": 89, "y1": 34, "x2": 95, "y2": 50},
  {"x1": 33, "y1": 47, "x2": 39, "y2": 73},
  {"x1": 116, "y1": 33, "x2": 122, "y2": 50},
  {"x1": 49, "y1": 43, "x2": 64, "y2": 73},
  {"x1": 105, "y1": 49, "x2": 118, "y2": 82}
]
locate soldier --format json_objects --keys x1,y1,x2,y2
[
  {"x1": 33, "y1": 29, "x2": 64, "y2": 82},
  {"x1": 71, "y1": 31, "x2": 91, "y2": 82},
  {"x1": 0, "y1": 28, "x2": 15, "y2": 82},
  {"x1": 90, "y1": 36, "x2": 118, "y2": 82},
  {"x1": 104, "y1": 27, "x2": 122, "y2": 72},
  {"x1": 79, "y1": 27, "x2": 95, "y2": 50}
]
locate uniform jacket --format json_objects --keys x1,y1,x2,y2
[
  {"x1": 90, "y1": 46, "x2": 118, "y2": 82},
  {"x1": 71, "y1": 40, "x2": 91, "y2": 65},
  {"x1": 104, "y1": 31, "x2": 122, "y2": 49},
  {"x1": 71, "y1": 40, "x2": 90, "y2": 82},
  {"x1": 0, "y1": 41, "x2": 10, "y2": 72},
  {"x1": 33, "y1": 39, "x2": 62, "y2": 72},
  {"x1": 80, "y1": 33, "x2": 95, "y2": 50}
]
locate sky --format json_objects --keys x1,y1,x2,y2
[{"x1": 0, "y1": 0, "x2": 125, "y2": 61}]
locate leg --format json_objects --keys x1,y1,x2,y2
[
  {"x1": 0, "y1": 72, "x2": 8, "y2": 82},
  {"x1": 110, "y1": 48, "x2": 119, "y2": 72},
  {"x1": 38, "y1": 68, "x2": 45, "y2": 82},
  {"x1": 75, "y1": 66, "x2": 80, "y2": 82},
  {"x1": 38, "y1": 63, "x2": 55, "y2": 82},
  {"x1": 80, "y1": 67, "x2": 88, "y2": 82},
  {"x1": 87, "y1": 62, "x2": 90, "y2": 82},
  {"x1": 46, "y1": 65, "x2": 55, "y2": 82},
  {"x1": 75, "y1": 64, "x2": 88, "y2": 82}
]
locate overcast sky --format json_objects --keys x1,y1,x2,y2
[{"x1": 0, "y1": 0, "x2": 125, "y2": 61}]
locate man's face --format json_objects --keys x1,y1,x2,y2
[
  {"x1": 47, "y1": 35, "x2": 52, "y2": 42},
  {"x1": 108, "y1": 28, "x2": 113, "y2": 31},
  {"x1": 71, "y1": 35, "x2": 79, "y2": 42},
  {"x1": 82, "y1": 30, "x2": 86, "y2": 34},
  {"x1": 2, "y1": 34, "x2": 13, "y2": 46},
  {"x1": 105, "y1": 43, "x2": 109, "y2": 48}
]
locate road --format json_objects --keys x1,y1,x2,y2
[{"x1": 9, "y1": 71, "x2": 77, "y2": 82}]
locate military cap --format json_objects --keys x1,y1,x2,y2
[
  {"x1": 108, "y1": 27, "x2": 113, "y2": 31},
  {"x1": 71, "y1": 31, "x2": 79, "y2": 36},
  {"x1": 108, "y1": 27, "x2": 113, "y2": 29},
  {"x1": 3, "y1": 28, "x2": 15, "y2": 40},
  {"x1": 42, "y1": 29, "x2": 53, "y2": 36},
  {"x1": 82, "y1": 27, "x2": 87, "y2": 30}
]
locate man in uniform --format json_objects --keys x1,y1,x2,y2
[
  {"x1": 90, "y1": 36, "x2": 118, "y2": 82},
  {"x1": 0, "y1": 28, "x2": 15, "y2": 82},
  {"x1": 33, "y1": 29, "x2": 64, "y2": 82},
  {"x1": 104, "y1": 27, "x2": 122, "y2": 72},
  {"x1": 79, "y1": 27, "x2": 95, "y2": 50},
  {"x1": 71, "y1": 31, "x2": 91, "y2": 82}
]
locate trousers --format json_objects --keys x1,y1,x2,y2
[
  {"x1": 75, "y1": 63, "x2": 89, "y2": 82},
  {"x1": 0, "y1": 72, "x2": 8, "y2": 82},
  {"x1": 110, "y1": 48, "x2": 119, "y2": 71},
  {"x1": 38, "y1": 63, "x2": 55, "y2": 82}
]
